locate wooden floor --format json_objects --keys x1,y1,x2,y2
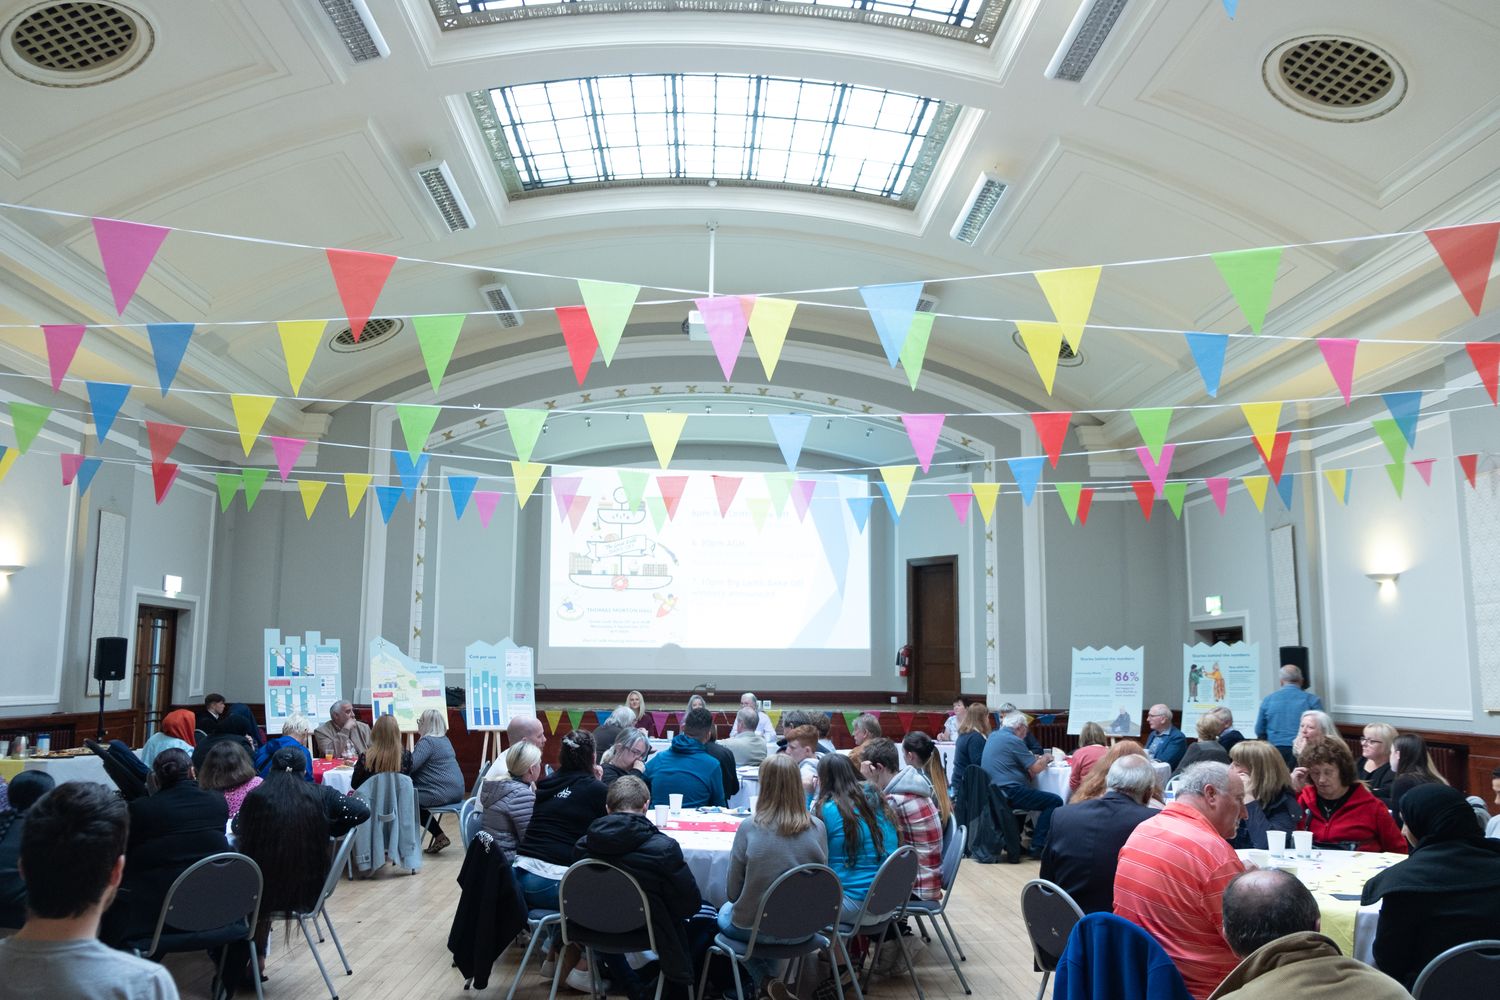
[{"x1": 164, "y1": 843, "x2": 1051, "y2": 1000}]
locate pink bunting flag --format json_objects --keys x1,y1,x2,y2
[
  {"x1": 152, "y1": 462, "x2": 179, "y2": 504},
  {"x1": 473, "y1": 490, "x2": 502, "y2": 528},
  {"x1": 650, "y1": 711, "x2": 669, "y2": 736},
  {"x1": 696, "y1": 296, "x2": 751, "y2": 381},
  {"x1": 658, "y1": 475, "x2": 689, "y2": 520},
  {"x1": 1412, "y1": 458, "x2": 1435, "y2": 485},
  {"x1": 712, "y1": 474, "x2": 741, "y2": 517},
  {"x1": 948, "y1": 492, "x2": 972, "y2": 524},
  {"x1": 42, "y1": 324, "x2": 85, "y2": 392},
  {"x1": 325, "y1": 249, "x2": 397, "y2": 342},
  {"x1": 92, "y1": 218, "x2": 169, "y2": 315},
  {"x1": 268, "y1": 435, "x2": 307, "y2": 481},
  {"x1": 1317, "y1": 338, "x2": 1359, "y2": 405},
  {"x1": 791, "y1": 479, "x2": 817, "y2": 521},
  {"x1": 566, "y1": 494, "x2": 591, "y2": 531},
  {"x1": 1135, "y1": 443, "x2": 1175, "y2": 496},
  {"x1": 60, "y1": 453, "x2": 84, "y2": 486},
  {"x1": 901, "y1": 413, "x2": 945, "y2": 473},
  {"x1": 1205, "y1": 477, "x2": 1230, "y2": 515},
  {"x1": 551, "y1": 475, "x2": 582, "y2": 522}
]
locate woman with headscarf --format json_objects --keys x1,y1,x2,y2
[
  {"x1": 1361, "y1": 783, "x2": 1500, "y2": 991},
  {"x1": 141, "y1": 708, "x2": 197, "y2": 766},
  {"x1": 0, "y1": 771, "x2": 56, "y2": 928}
]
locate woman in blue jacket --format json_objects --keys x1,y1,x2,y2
[{"x1": 813, "y1": 753, "x2": 898, "y2": 924}]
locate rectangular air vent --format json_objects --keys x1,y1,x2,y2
[
  {"x1": 950, "y1": 173, "x2": 1008, "y2": 244},
  {"x1": 480, "y1": 283, "x2": 524, "y2": 328},
  {"x1": 413, "y1": 160, "x2": 476, "y2": 232},
  {"x1": 317, "y1": 0, "x2": 390, "y2": 62},
  {"x1": 1045, "y1": 0, "x2": 1130, "y2": 83}
]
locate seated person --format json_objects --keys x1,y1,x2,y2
[
  {"x1": 253, "y1": 713, "x2": 314, "y2": 780},
  {"x1": 729, "y1": 693, "x2": 776, "y2": 740},
  {"x1": 141, "y1": 709, "x2": 197, "y2": 767},
  {"x1": 1228, "y1": 741, "x2": 1301, "y2": 850},
  {"x1": 1144, "y1": 704, "x2": 1187, "y2": 771},
  {"x1": 592, "y1": 705, "x2": 635, "y2": 758},
  {"x1": 240, "y1": 746, "x2": 371, "y2": 840},
  {"x1": 410, "y1": 709, "x2": 466, "y2": 853},
  {"x1": 846, "y1": 714, "x2": 883, "y2": 771},
  {"x1": 601, "y1": 729, "x2": 651, "y2": 787},
  {"x1": 195, "y1": 739, "x2": 262, "y2": 820},
  {"x1": 860, "y1": 737, "x2": 942, "y2": 901},
  {"x1": 702, "y1": 726, "x2": 740, "y2": 801},
  {"x1": 1358, "y1": 723, "x2": 1398, "y2": 802},
  {"x1": 225, "y1": 703, "x2": 266, "y2": 747},
  {"x1": 812, "y1": 713, "x2": 836, "y2": 755},
  {"x1": 480, "y1": 741, "x2": 541, "y2": 862},
  {"x1": 980, "y1": 711, "x2": 1062, "y2": 859},
  {"x1": 1040, "y1": 755, "x2": 1156, "y2": 914},
  {"x1": 814, "y1": 754, "x2": 898, "y2": 924},
  {"x1": 312, "y1": 700, "x2": 372, "y2": 759},
  {"x1": 997, "y1": 703, "x2": 1045, "y2": 755},
  {"x1": 1214, "y1": 707, "x2": 1246, "y2": 753},
  {"x1": 0, "y1": 783, "x2": 179, "y2": 999},
  {"x1": 1177, "y1": 714, "x2": 1232, "y2": 772},
  {"x1": 573, "y1": 776, "x2": 702, "y2": 998},
  {"x1": 192, "y1": 711, "x2": 259, "y2": 771},
  {"x1": 722, "y1": 708, "x2": 771, "y2": 768},
  {"x1": 351, "y1": 714, "x2": 412, "y2": 789},
  {"x1": 784, "y1": 724, "x2": 822, "y2": 799},
  {"x1": 1294, "y1": 739, "x2": 1405, "y2": 853},
  {"x1": 0, "y1": 773, "x2": 56, "y2": 929},
  {"x1": 1067, "y1": 722, "x2": 1109, "y2": 793},
  {"x1": 940, "y1": 698, "x2": 964, "y2": 742},
  {"x1": 196, "y1": 692, "x2": 227, "y2": 735},
  {"x1": 642, "y1": 707, "x2": 726, "y2": 808}
]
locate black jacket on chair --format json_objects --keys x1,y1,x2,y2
[
  {"x1": 1039, "y1": 791, "x2": 1155, "y2": 913},
  {"x1": 104, "y1": 782, "x2": 230, "y2": 946},
  {"x1": 447, "y1": 831, "x2": 528, "y2": 990},
  {"x1": 954, "y1": 764, "x2": 1021, "y2": 864},
  {"x1": 704, "y1": 741, "x2": 739, "y2": 800}
]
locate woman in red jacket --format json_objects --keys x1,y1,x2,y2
[{"x1": 1295, "y1": 738, "x2": 1407, "y2": 853}]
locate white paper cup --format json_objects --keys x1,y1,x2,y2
[
  {"x1": 654, "y1": 805, "x2": 670, "y2": 827},
  {"x1": 1265, "y1": 830, "x2": 1287, "y2": 854},
  {"x1": 669, "y1": 793, "x2": 684, "y2": 814},
  {"x1": 1292, "y1": 830, "x2": 1313, "y2": 856}
]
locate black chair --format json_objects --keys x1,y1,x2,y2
[
  {"x1": 698, "y1": 863, "x2": 856, "y2": 1000},
  {"x1": 83, "y1": 739, "x2": 148, "y2": 800},
  {"x1": 907, "y1": 821, "x2": 970, "y2": 993},
  {"x1": 124, "y1": 852, "x2": 264, "y2": 1000},
  {"x1": 1019, "y1": 878, "x2": 1085, "y2": 1000},
  {"x1": 550, "y1": 859, "x2": 689, "y2": 1000},
  {"x1": 1412, "y1": 939, "x2": 1500, "y2": 999},
  {"x1": 837, "y1": 844, "x2": 922, "y2": 1000}
]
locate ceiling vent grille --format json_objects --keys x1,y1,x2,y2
[
  {"x1": 2, "y1": 2, "x2": 152, "y2": 87},
  {"x1": 1011, "y1": 328, "x2": 1084, "y2": 366},
  {"x1": 479, "y1": 284, "x2": 524, "y2": 328},
  {"x1": 316, "y1": 0, "x2": 389, "y2": 62},
  {"x1": 950, "y1": 173, "x2": 1008, "y2": 244},
  {"x1": 1264, "y1": 36, "x2": 1405, "y2": 122},
  {"x1": 412, "y1": 160, "x2": 475, "y2": 232},
  {"x1": 328, "y1": 317, "x2": 402, "y2": 353},
  {"x1": 1045, "y1": 0, "x2": 1130, "y2": 82}
]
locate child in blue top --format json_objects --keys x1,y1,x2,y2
[{"x1": 814, "y1": 754, "x2": 899, "y2": 924}]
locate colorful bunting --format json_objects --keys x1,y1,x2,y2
[
  {"x1": 747, "y1": 496, "x2": 772, "y2": 531},
  {"x1": 92, "y1": 217, "x2": 169, "y2": 315},
  {"x1": 972, "y1": 482, "x2": 999, "y2": 525},
  {"x1": 1213, "y1": 247, "x2": 1281, "y2": 333},
  {"x1": 10, "y1": 402, "x2": 49, "y2": 454},
  {"x1": 1381, "y1": 391, "x2": 1422, "y2": 447},
  {"x1": 565, "y1": 493, "x2": 591, "y2": 532},
  {"x1": 1031, "y1": 412, "x2": 1071, "y2": 468},
  {"x1": 1275, "y1": 473, "x2": 1295, "y2": 511},
  {"x1": 767, "y1": 414, "x2": 810, "y2": 471},
  {"x1": 545, "y1": 710, "x2": 564, "y2": 734},
  {"x1": 394, "y1": 452, "x2": 427, "y2": 499},
  {"x1": 504, "y1": 408, "x2": 547, "y2": 465},
  {"x1": 474, "y1": 490, "x2": 501, "y2": 527},
  {"x1": 215, "y1": 472, "x2": 241, "y2": 512},
  {"x1": 1136, "y1": 444, "x2": 1175, "y2": 496},
  {"x1": 145, "y1": 421, "x2": 184, "y2": 467},
  {"x1": 269, "y1": 436, "x2": 306, "y2": 481},
  {"x1": 747, "y1": 298, "x2": 796, "y2": 380},
  {"x1": 643, "y1": 412, "x2": 688, "y2": 469},
  {"x1": 511, "y1": 461, "x2": 546, "y2": 508},
  {"x1": 63, "y1": 454, "x2": 102, "y2": 494},
  {"x1": 1076, "y1": 487, "x2": 1095, "y2": 526},
  {"x1": 1206, "y1": 477, "x2": 1230, "y2": 515},
  {"x1": 1317, "y1": 338, "x2": 1359, "y2": 405},
  {"x1": 276, "y1": 320, "x2": 323, "y2": 396},
  {"x1": 1426, "y1": 223, "x2": 1500, "y2": 315},
  {"x1": 1163, "y1": 481, "x2": 1187, "y2": 519},
  {"x1": 231, "y1": 395, "x2": 275, "y2": 456},
  {"x1": 146, "y1": 323, "x2": 193, "y2": 396},
  {"x1": 791, "y1": 479, "x2": 816, "y2": 521},
  {"x1": 85, "y1": 382, "x2": 129, "y2": 443},
  {"x1": 374, "y1": 484, "x2": 403, "y2": 524},
  {"x1": 1372, "y1": 418, "x2": 1408, "y2": 464},
  {"x1": 242, "y1": 468, "x2": 270, "y2": 511},
  {"x1": 555, "y1": 305, "x2": 599, "y2": 385},
  {"x1": 1243, "y1": 475, "x2": 1270, "y2": 512},
  {"x1": 396, "y1": 404, "x2": 440, "y2": 461},
  {"x1": 1323, "y1": 469, "x2": 1350, "y2": 505},
  {"x1": 343, "y1": 473, "x2": 371, "y2": 517},
  {"x1": 1131, "y1": 481, "x2": 1156, "y2": 520},
  {"x1": 878, "y1": 465, "x2": 917, "y2": 516},
  {"x1": 645, "y1": 494, "x2": 670, "y2": 532},
  {"x1": 412, "y1": 314, "x2": 465, "y2": 393},
  {"x1": 1184, "y1": 332, "x2": 1228, "y2": 397},
  {"x1": 846, "y1": 496, "x2": 873, "y2": 532},
  {"x1": 1130, "y1": 408, "x2": 1172, "y2": 462},
  {"x1": 899, "y1": 312, "x2": 935, "y2": 390},
  {"x1": 619, "y1": 469, "x2": 649, "y2": 511},
  {"x1": 151, "y1": 462, "x2": 178, "y2": 504},
  {"x1": 325, "y1": 249, "x2": 396, "y2": 342},
  {"x1": 1035, "y1": 265, "x2": 1101, "y2": 352},
  {"x1": 1007, "y1": 456, "x2": 1044, "y2": 506},
  {"x1": 1240, "y1": 402, "x2": 1282, "y2": 457},
  {"x1": 1468, "y1": 342, "x2": 1500, "y2": 405},
  {"x1": 1386, "y1": 462, "x2": 1406, "y2": 497},
  {"x1": 1254, "y1": 431, "x2": 1292, "y2": 483},
  {"x1": 697, "y1": 296, "x2": 750, "y2": 381},
  {"x1": 948, "y1": 493, "x2": 972, "y2": 524},
  {"x1": 1412, "y1": 458, "x2": 1436, "y2": 486},
  {"x1": 901, "y1": 413, "x2": 945, "y2": 473},
  {"x1": 1459, "y1": 454, "x2": 1479, "y2": 488},
  {"x1": 299, "y1": 480, "x2": 327, "y2": 518},
  {"x1": 658, "y1": 475, "x2": 689, "y2": 519},
  {"x1": 449, "y1": 475, "x2": 477, "y2": 519},
  {"x1": 577, "y1": 280, "x2": 639, "y2": 364},
  {"x1": 858, "y1": 282, "x2": 923, "y2": 367},
  {"x1": 1055, "y1": 482, "x2": 1083, "y2": 524},
  {"x1": 551, "y1": 475, "x2": 582, "y2": 523},
  {"x1": 1017, "y1": 322, "x2": 1064, "y2": 394},
  {"x1": 765, "y1": 471, "x2": 793, "y2": 515},
  {"x1": 711, "y1": 475, "x2": 740, "y2": 517},
  {"x1": 42, "y1": 324, "x2": 84, "y2": 392}
]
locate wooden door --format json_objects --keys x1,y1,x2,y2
[
  {"x1": 132, "y1": 605, "x2": 178, "y2": 744},
  {"x1": 908, "y1": 557, "x2": 959, "y2": 704}
]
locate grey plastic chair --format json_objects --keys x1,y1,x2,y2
[
  {"x1": 268, "y1": 834, "x2": 358, "y2": 1000},
  {"x1": 470, "y1": 760, "x2": 489, "y2": 800},
  {"x1": 1020, "y1": 878, "x2": 1086, "y2": 1000},
  {"x1": 907, "y1": 822, "x2": 970, "y2": 993},
  {"x1": 698, "y1": 863, "x2": 855, "y2": 1000},
  {"x1": 837, "y1": 844, "x2": 921, "y2": 1000},
  {"x1": 1413, "y1": 939, "x2": 1500, "y2": 999},
  {"x1": 550, "y1": 859, "x2": 688, "y2": 1000},
  {"x1": 459, "y1": 796, "x2": 483, "y2": 848},
  {"x1": 127, "y1": 852, "x2": 264, "y2": 1000},
  {"x1": 425, "y1": 799, "x2": 465, "y2": 849},
  {"x1": 502, "y1": 907, "x2": 562, "y2": 1000}
]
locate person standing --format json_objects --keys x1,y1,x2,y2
[{"x1": 1254, "y1": 665, "x2": 1324, "y2": 769}]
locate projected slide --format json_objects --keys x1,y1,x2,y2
[{"x1": 547, "y1": 466, "x2": 870, "y2": 650}]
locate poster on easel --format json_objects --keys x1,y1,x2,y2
[
  {"x1": 368, "y1": 636, "x2": 446, "y2": 732},
  {"x1": 1181, "y1": 643, "x2": 1261, "y2": 735},
  {"x1": 464, "y1": 639, "x2": 512, "y2": 731},
  {"x1": 1067, "y1": 646, "x2": 1144, "y2": 736},
  {"x1": 503, "y1": 645, "x2": 536, "y2": 723},
  {"x1": 264, "y1": 629, "x2": 342, "y2": 735}
]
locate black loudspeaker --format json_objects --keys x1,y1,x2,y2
[
  {"x1": 93, "y1": 637, "x2": 128, "y2": 682},
  {"x1": 1279, "y1": 645, "x2": 1309, "y2": 689}
]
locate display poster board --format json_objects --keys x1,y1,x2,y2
[
  {"x1": 1067, "y1": 646, "x2": 1144, "y2": 736},
  {"x1": 263, "y1": 629, "x2": 342, "y2": 735},
  {"x1": 368, "y1": 636, "x2": 446, "y2": 732},
  {"x1": 1181, "y1": 642, "x2": 1261, "y2": 735}
]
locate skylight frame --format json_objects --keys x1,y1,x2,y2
[
  {"x1": 468, "y1": 73, "x2": 961, "y2": 207},
  {"x1": 431, "y1": 0, "x2": 1013, "y2": 47}
]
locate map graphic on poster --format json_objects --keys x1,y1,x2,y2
[
  {"x1": 1067, "y1": 646, "x2": 1144, "y2": 736},
  {"x1": 263, "y1": 629, "x2": 342, "y2": 736},
  {"x1": 464, "y1": 639, "x2": 535, "y2": 731},
  {"x1": 368, "y1": 636, "x2": 446, "y2": 732},
  {"x1": 1182, "y1": 643, "x2": 1261, "y2": 735}
]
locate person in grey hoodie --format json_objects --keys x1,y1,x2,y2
[{"x1": 480, "y1": 741, "x2": 541, "y2": 862}]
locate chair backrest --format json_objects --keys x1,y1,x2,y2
[
  {"x1": 1413, "y1": 939, "x2": 1500, "y2": 999},
  {"x1": 1163, "y1": 772, "x2": 1185, "y2": 798},
  {"x1": 460, "y1": 797, "x2": 483, "y2": 847},
  {"x1": 940, "y1": 823, "x2": 967, "y2": 892},
  {"x1": 557, "y1": 860, "x2": 654, "y2": 948},
  {"x1": 358, "y1": 770, "x2": 417, "y2": 819},
  {"x1": 855, "y1": 844, "x2": 918, "y2": 925},
  {"x1": 470, "y1": 760, "x2": 488, "y2": 801},
  {"x1": 301, "y1": 834, "x2": 357, "y2": 916},
  {"x1": 146, "y1": 853, "x2": 262, "y2": 953},
  {"x1": 1020, "y1": 878, "x2": 1085, "y2": 973},
  {"x1": 744, "y1": 863, "x2": 842, "y2": 949}
]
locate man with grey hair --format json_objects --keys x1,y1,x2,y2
[
  {"x1": 1214, "y1": 706, "x2": 1246, "y2": 752},
  {"x1": 592, "y1": 705, "x2": 635, "y2": 758},
  {"x1": 1145, "y1": 703, "x2": 1187, "y2": 770},
  {"x1": 721, "y1": 707, "x2": 770, "y2": 767},
  {"x1": 1040, "y1": 755, "x2": 1157, "y2": 913},
  {"x1": 980, "y1": 711, "x2": 1062, "y2": 858},
  {"x1": 1208, "y1": 869, "x2": 1410, "y2": 999},
  {"x1": 1255, "y1": 664, "x2": 1324, "y2": 769},
  {"x1": 1115, "y1": 762, "x2": 1249, "y2": 999},
  {"x1": 313, "y1": 699, "x2": 372, "y2": 758},
  {"x1": 729, "y1": 692, "x2": 776, "y2": 739}
]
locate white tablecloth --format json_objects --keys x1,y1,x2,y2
[
  {"x1": 729, "y1": 769, "x2": 759, "y2": 809},
  {"x1": 663, "y1": 810, "x2": 744, "y2": 906},
  {"x1": 6, "y1": 754, "x2": 112, "y2": 787},
  {"x1": 936, "y1": 741, "x2": 956, "y2": 781},
  {"x1": 1236, "y1": 848, "x2": 1395, "y2": 964},
  {"x1": 321, "y1": 766, "x2": 355, "y2": 796},
  {"x1": 1028, "y1": 759, "x2": 1172, "y2": 804}
]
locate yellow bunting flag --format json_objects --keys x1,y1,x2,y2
[
  {"x1": 0, "y1": 449, "x2": 16, "y2": 484},
  {"x1": 544, "y1": 709, "x2": 563, "y2": 734},
  {"x1": 1035, "y1": 265, "x2": 1102, "y2": 352},
  {"x1": 1016, "y1": 322, "x2": 1065, "y2": 395},
  {"x1": 766, "y1": 709, "x2": 782, "y2": 729},
  {"x1": 511, "y1": 461, "x2": 546, "y2": 508},
  {"x1": 971, "y1": 482, "x2": 1000, "y2": 525},
  {"x1": 748, "y1": 298, "x2": 797, "y2": 380},
  {"x1": 1323, "y1": 469, "x2": 1348, "y2": 505},
  {"x1": 276, "y1": 320, "x2": 324, "y2": 396},
  {"x1": 643, "y1": 412, "x2": 688, "y2": 469},
  {"x1": 879, "y1": 464, "x2": 917, "y2": 516},
  {"x1": 1243, "y1": 475, "x2": 1270, "y2": 512},
  {"x1": 343, "y1": 473, "x2": 372, "y2": 516},
  {"x1": 298, "y1": 480, "x2": 327, "y2": 519},
  {"x1": 230, "y1": 394, "x2": 275, "y2": 456},
  {"x1": 1240, "y1": 401, "x2": 1282, "y2": 457}
]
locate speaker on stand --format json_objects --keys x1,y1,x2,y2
[{"x1": 93, "y1": 637, "x2": 127, "y2": 740}]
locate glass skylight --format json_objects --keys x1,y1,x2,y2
[{"x1": 469, "y1": 73, "x2": 959, "y2": 205}]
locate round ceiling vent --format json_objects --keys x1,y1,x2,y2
[
  {"x1": 328, "y1": 318, "x2": 403, "y2": 354},
  {"x1": 1263, "y1": 36, "x2": 1406, "y2": 123},
  {"x1": 1, "y1": 2, "x2": 153, "y2": 88},
  {"x1": 1011, "y1": 328, "x2": 1084, "y2": 368}
]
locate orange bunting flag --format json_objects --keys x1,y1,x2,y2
[
  {"x1": 1426, "y1": 223, "x2": 1500, "y2": 315},
  {"x1": 326, "y1": 249, "x2": 396, "y2": 343}
]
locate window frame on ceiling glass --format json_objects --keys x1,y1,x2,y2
[{"x1": 431, "y1": 0, "x2": 1013, "y2": 47}]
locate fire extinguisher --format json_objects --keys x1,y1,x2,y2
[{"x1": 897, "y1": 644, "x2": 913, "y2": 678}]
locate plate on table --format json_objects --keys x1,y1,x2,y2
[{"x1": 731, "y1": 807, "x2": 752, "y2": 817}]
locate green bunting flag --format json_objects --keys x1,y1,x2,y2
[
  {"x1": 1212, "y1": 247, "x2": 1281, "y2": 333},
  {"x1": 412, "y1": 314, "x2": 466, "y2": 393}
]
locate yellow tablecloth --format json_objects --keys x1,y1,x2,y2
[{"x1": 0, "y1": 759, "x2": 24, "y2": 781}]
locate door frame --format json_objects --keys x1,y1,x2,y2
[
  {"x1": 124, "y1": 588, "x2": 205, "y2": 712},
  {"x1": 906, "y1": 555, "x2": 959, "y2": 704}
]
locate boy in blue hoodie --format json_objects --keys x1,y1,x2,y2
[{"x1": 643, "y1": 707, "x2": 726, "y2": 808}]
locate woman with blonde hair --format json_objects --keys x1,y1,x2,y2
[
  {"x1": 1228, "y1": 740, "x2": 1302, "y2": 849},
  {"x1": 352, "y1": 713, "x2": 411, "y2": 789},
  {"x1": 1068, "y1": 721, "x2": 1109, "y2": 792},
  {"x1": 950, "y1": 703, "x2": 991, "y2": 799},
  {"x1": 1072, "y1": 740, "x2": 1158, "y2": 804},
  {"x1": 410, "y1": 708, "x2": 465, "y2": 852},
  {"x1": 625, "y1": 690, "x2": 647, "y2": 724},
  {"x1": 480, "y1": 740, "x2": 541, "y2": 861},
  {"x1": 1177, "y1": 713, "x2": 1232, "y2": 771},
  {"x1": 1360, "y1": 722, "x2": 1399, "y2": 802}
]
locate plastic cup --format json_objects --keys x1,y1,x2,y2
[
  {"x1": 654, "y1": 805, "x2": 670, "y2": 827},
  {"x1": 1292, "y1": 830, "x2": 1314, "y2": 857},
  {"x1": 669, "y1": 793, "x2": 684, "y2": 814},
  {"x1": 1265, "y1": 830, "x2": 1287, "y2": 855}
]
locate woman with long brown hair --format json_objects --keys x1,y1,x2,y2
[
  {"x1": 1072, "y1": 740, "x2": 1159, "y2": 804},
  {"x1": 814, "y1": 753, "x2": 899, "y2": 924},
  {"x1": 1227, "y1": 739, "x2": 1302, "y2": 849},
  {"x1": 351, "y1": 714, "x2": 411, "y2": 789}
]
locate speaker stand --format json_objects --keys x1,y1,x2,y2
[{"x1": 96, "y1": 678, "x2": 107, "y2": 741}]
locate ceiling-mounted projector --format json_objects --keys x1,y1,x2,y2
[{"x1": 683, "y1": 309, "x2": 708, "y2": 341}]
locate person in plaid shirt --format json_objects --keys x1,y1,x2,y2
[{"x1": 859, "y1": 737, "x2": 943, "y2": 900}]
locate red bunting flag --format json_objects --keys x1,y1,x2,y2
[
  {"x1": 711, "y1": 474, "x2": 741, "y2": 517},
  {"x1": 1253, "y1": 431, "x2": 1293, "y2": 483},
  {"x1": 325, "y1": 248, "x2": 397, "y2": 342},
  {"x1": 555, "y1": 305, "x2": 599, "y2": 385},
  {"x1": 1132, "y1": 481, "x2": 1156, "y2": 520},
  {"x1": 1459, "y1": 454, "x2": 1479, "y2": 488},
  {"x1": 1467, "y1": 342, "x2": 1500, "y2": 405},
  {"x1": 152, "y1": 462, "x2": 179, "y2": 504},
  {"x1": 1076, "y1": 488, "x2": 1095, "y2": 526},
  {"x1": 1426, "y1": 223, "x2": 1500, "y2": 315},
  {"x1": 658, "y1": 475, "x2": 689, "y2": 520},
  {"x1": 897, "y1": 712, "x2": 915, "y2": 732},
  {"x1": 1031, "y1": 411, "x2": 1072, "y2": 468},
  {"x1": 145, "y1": 420, "x2": 185, "y2": 467}
]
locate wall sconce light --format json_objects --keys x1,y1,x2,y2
[
  {"x1": 1366, "y1": 571, "x2": 1400, "y2": 600},
  {"x1": 0, "y1": 565, "x2": 23, "y2": 577}
]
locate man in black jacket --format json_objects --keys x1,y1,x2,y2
[
  {"x1": 1039, "y1": 754, "x2": 1156, "y2": 913},
  {"x1": 574, "y1": 776, "x2": 704, "y2": 998}
]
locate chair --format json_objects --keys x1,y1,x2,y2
[
  {"x1": 425, "y1": 798, "x2": 465, "y2": 850},
  {"x1": 124, "y1": 852, "x2": 264, "y2": 1000},
  {"x1": 549, "y1": 859, "x2": 686, "y2": 1000},
  {"x1": 698, "y1": 864, "x2": 857, "y2": 1000},
  {"x1": 837, "y1": 845, "x2": 921, "y2": 1000},
  {"x1": 908, "y1": 822, "x2": 970, "y2": 993},
  {"x1": 351, "y1": 771, "x2": 422, "y2": 875},
  {"x1": 502, "y1": 908, "x2": 562, "y2": 1000},
  {"x1": 84, "y1": 739, "x2": 148, "y2": 800},
  {"x1": 1019, "y1": 879, "x2": 1085, "y2": 1000},
  {"x1": 1051, "y1": 911, "x2": 1191, "y2": 1000},
  {"x1": 1412, "y1": 939, "x2": 1500, "y2": 999},
  {"x1": 470, "y1": 759, "x2": 489, "y2": 800},
  {"x1": 267, "y1": 834, "x2": 359, "y2": 1000},
  {"x1": 459, "y1": 796, "x2": 483, "y2": 848}
]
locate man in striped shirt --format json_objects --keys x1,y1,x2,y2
[{"x1": 1113, "y1": 761, "x2": 1248, "y2": 1000}]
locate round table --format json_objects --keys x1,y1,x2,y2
[
  {"x1": 0, "y1": 753, "x2": 111, "y2": 787},
  {"x1": 314, "y1": 758, "x2": 357, "y2": 795},
  {"x1": 728, "y1": 768, "x2": 759, "y2": 809},
  {"x1": 1236, "y1": 848, "x2": 1400, "y2": 964},
  {"x1": 1029, "y1": 759, "x2": 1173, "y2": 804},
  {"x1": 661, "y1": 808, "x2": 745, "y2": 906},
  {"x1": 935, "y1": 741, "x2": 956, "y2": 781}
]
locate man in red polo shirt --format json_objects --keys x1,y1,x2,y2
[{"x1": 1113, "y1": 761, "x2": 1248, "y2": 1000}]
